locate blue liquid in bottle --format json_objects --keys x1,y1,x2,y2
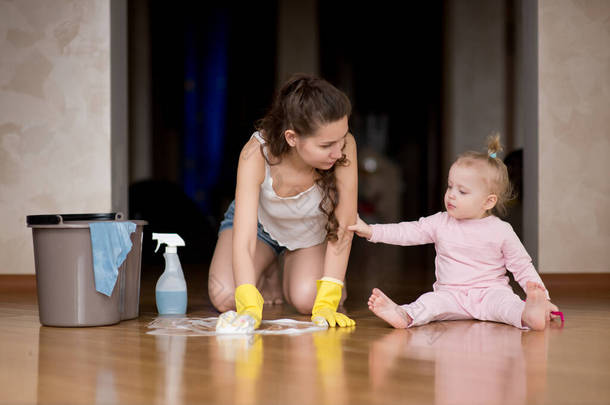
[{"x1": 156, "y1": 290, "x2": 187, "y2": 314}]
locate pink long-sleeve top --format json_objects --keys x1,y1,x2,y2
[{"x1": 369, "y1": 212, "x2": 549, "y2": 298}]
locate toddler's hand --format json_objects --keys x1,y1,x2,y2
[{"x1": 347, "y1": 215, "x2": 373, "y2": 240}]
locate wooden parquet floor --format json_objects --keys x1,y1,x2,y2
[{"x1": 2, "y1": 278, "x2": 610, "y2": 405}]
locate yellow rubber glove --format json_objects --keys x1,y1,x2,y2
[
  {"x1": 311, "y1": 279, "x2": 356, "y2": 327},
  {"x1": 235, "y1": 283, "x2": 264, "y2": 329}
]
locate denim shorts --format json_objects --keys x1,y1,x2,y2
[{"x1": 218, "y1": 200, "x2": 286, "y2": 256}]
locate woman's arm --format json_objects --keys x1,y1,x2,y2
[
  {"x1": 232, "y1": 138, "x2": 265, "y2": 286},
  {"x1": 322, "y1": 133, "x2": 358, "y2": 281}
]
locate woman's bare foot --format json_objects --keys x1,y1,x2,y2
[
  {"x1": 339, "y1": 286, "x2": 348, "y2": 308},
  {"x1": 258, "y1": 262, "x2": 284, "y2": 305},
  {"x1": 368, "y1": 288, "x2": 412, "y2": 328},
  {"x1": 522, "y1": 282, "x2": 548, "y2": 331}
]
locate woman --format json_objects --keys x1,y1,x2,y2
[{"x1": 208, "y1": 74, "x2": 357, "y2": 329}]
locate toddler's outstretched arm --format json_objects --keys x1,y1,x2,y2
[
  {"x1": 349, "y1": 213, "x2": 439, "y2": 246},
  {"x1": 347, "y1": 215, "x2": 373, "y2": 239}
]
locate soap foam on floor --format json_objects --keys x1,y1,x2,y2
[{"x1": 147, "y1": 316, "x2": 327, "y2": 336}]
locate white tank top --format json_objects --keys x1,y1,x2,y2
[{"x1": 253, "y1": 132, "x2": 327, "y2": 250}]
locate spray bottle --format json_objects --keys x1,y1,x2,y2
[{"x1": 152, "y1": 233, "x2": 187, "y2": 315}]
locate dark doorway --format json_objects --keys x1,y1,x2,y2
[
  {"x1": 129, "y1": 1, "x2": 445, "y2": 308},
  {"x1": 319, "y1": 2, "x2": 445, "y2": 302}
]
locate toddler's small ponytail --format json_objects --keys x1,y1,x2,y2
[{"x1": 486, "y1": 132, "x2": 503, "y2": 159}]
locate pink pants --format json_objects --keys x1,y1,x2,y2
[{"x1": 402, "y1": 287, "x2": 527, "y2": 329}]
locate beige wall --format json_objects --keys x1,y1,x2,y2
[
  {"x1": 538, "y1": 0, "x2": 610, "y2": 273},
  {"x1": 0, "y1": 0, "x2": 113, "y2": 274}
]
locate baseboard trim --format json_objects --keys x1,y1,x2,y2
[
  {"x1": 540, "y1": 273, "x2": 610, "y2": 291},
  {"x1": 0, "y1": 273, "x2": 608, "y2": 293},
  {"x1": 0, "y1": 275, "x2": 36, "y2": 292}
]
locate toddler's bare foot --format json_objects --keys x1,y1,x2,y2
[
  {"x1": 546, "y1": 300, "x2": 560, "y2": 321},
  {"x1": 522, "y1": 282, "x2": 547, "y2": 331},
  {"x1": 368, "y1": 288, "x2": 412, "y2": 328}
]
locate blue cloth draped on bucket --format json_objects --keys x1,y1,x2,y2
[{"x1": 89, "y1": 222, "x2": 136, "y2": 296}]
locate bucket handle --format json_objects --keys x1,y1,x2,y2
[
  {"x1": 27, "y1": 212, "x2": 125, "y2": 226},
  {"x1": 54, "y1": 213, "x2": 124, "y2": 223}
]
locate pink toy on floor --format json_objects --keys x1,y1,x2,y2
[{"x1": 551, "y1": 311, "x2": 564, "y2": 322}]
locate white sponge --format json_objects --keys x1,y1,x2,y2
[{"x1": 215, "y1": 311, "x2": 255, "y2": 334}]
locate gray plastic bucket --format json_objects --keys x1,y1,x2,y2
[{"x1": 26, "y1": 213, "x2": 147, "y2": 327}]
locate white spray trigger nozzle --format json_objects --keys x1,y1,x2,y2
[{"x1": 152, "y1": 233, "x2": 185, "y2": 253}]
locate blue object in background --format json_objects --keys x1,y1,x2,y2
[{"x1": 183, "y1": 7, "x2": 229, "y2": 215}]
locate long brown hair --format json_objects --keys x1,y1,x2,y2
[{"x1": 255, "y1": 74, "x2": 352, "y2": 241}]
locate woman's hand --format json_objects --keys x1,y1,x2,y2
[{"x1": 347, "y1": 215, "x2": 373, "y2": 240}]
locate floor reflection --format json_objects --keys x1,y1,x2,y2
[
  {"x1": 95, "y1": 368, "x2": 117, "y2": 404},
  {"x1": 33, "y1": 315, "x2": 564, "y2": 405},
  {"x1": 313, "y1": 327, "x2": 354, "y2": 405},
  {"x1": 37, "y1": 326, "x2": 120, "y2": 404},
  {"x1": 1, "y1": 317, "x2": 38, "y2": 404},
  {"x1": 204, "y1": 326, "x2": 355, "y2": 405},
  {"x1": 215, "y1": 334, "x2": 263, "y2": 405},
  {"x1": 369, "y1": 320, "x2": 561, "y2": 405},
  {"x1": 154, "y1": 334, "x2": 187, "y2": 405}
]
